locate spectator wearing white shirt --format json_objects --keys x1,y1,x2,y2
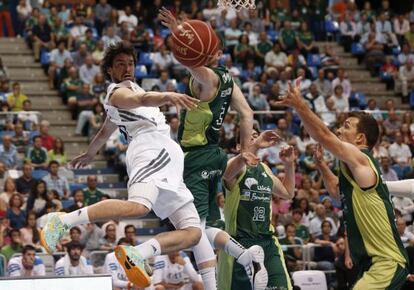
[
  {"x1": 202, "y1": 0, "x2": 220, "y2": 21},
  {"x1": 393, "y1": 196, "x2": 414, "y2": 223},
  {"x1": 388, "y1": 131, "x2": 412, "y2": 178},
  {"x1": 70, "y1": 17, "x2": 88, "y2": 44},
  {"x1": 7, "y1": 245, "x2": 45, "y2": 277},
  {"x1": 48, "y1": 40, "x2": 72, "y2": 89},
  {"x1": 331, "y1": 68, "x2": 352, "y2": 98},
  {"x1": 331, "y1": 85, "x2": 349, "y2": 113},
  {"x1": 321, "y1": 97, "x2": 337, "y2": 127},
  {"x1": 16, "y1": 0, "x2": 32, "y2": 36},
  {"x1": 18, "y1": 99, "x2": 39, "y2": 130},
  {"x1": 243, "y1": 22, "x2": 258, "y2": 46},
  {"x1": 102, "y1": 26, "x2": 122, "y2": 49},
  {"x1": 396, "y1": 217, "x2": 414, "y2": 248},
  {"x1": 224, "y1": 18, "x2": 242, "y2": 54},
  {"x1": 396, "y1": 58, "x2": 414, "y2": 101},
  {"x1": 309, "y1": 204, "x2": 338, "y2": 239},
  {"x1": 118, "y1": 6, "x2": 138, "y2": 32},
  {"x1": 314, "y1": 69, "x2": 332, "y2": 97},
  {"x1": 296, "y1": 67, "x2": 311, "y2": 94},
  {"x1": 340, "y1": 14, "x2": 357, "y2": 52},
  {"x1": 366, "y1": 98, "x2": 383, "y2": 122},
  {"x1": 153, "y1": 251, "x2": 203, "y2": 290},
  {"x1": 304, "y1": 83, "x2": 327, "y2": 114},
  {"x1": 394, "y1": 15, "x2": 410, "y2": 45},
  {"x1": 152, "y1": 44, "x2": 173, "y2": 74},
  {"x1": 380, "y1": 156, "x2": 399, "y2": 182},
  {"x1": 376, "y1": 12, "x2": 398, "y2": 47},
  {"x1": 397, "y1": 43, "x2": 414, "y2": 66},
  {"x1": 79, "y1": 55, "x2": 100, "y2": 85},
  {"x1": 265, "y1": 42, "x2": 288, "y2": 74},
  {"x1": 55, "y1": 241, "x2": 94, "y2": 276}
]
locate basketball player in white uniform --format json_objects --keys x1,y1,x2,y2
[{"x1": 40, "y1": 42, "x2": 202, "y2": 288}]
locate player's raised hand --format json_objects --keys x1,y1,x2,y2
[
  {"x1": 166, "y1": 92, "x2": 199, "y2": 112},
  {"x1": 254, "y1": 130, "x2": 281, "y2": 149},
  {"x1": 279, "y1": 145, "x2": 295, "y2": 163},
  {"x1": 70, "y1": 152, "x2": 94, "y2": 169},
  {"x1": 313, "y1": 143, "x2": 325, "y2": 164},
  {"x1": 241, "y1": 151, "x2": 260, "y2": 167},
  {"x1": 275, "y1": 77, "x2": 303, "y2": 108},
  {"x1": 159, "y1": 7, "x2": 178, "y2": 30}
]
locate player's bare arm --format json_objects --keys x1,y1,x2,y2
[
  {"x1": 71, "y1": 117, "x2": 118, "y2": 168},
  {"x1": 276, "y1": 79, "x2": 376, "y2": 189},
  {"x1": 313, "y1": 143, "x2": 340, "y2": 200},
  {"x1": 110, "y1": 87, "x2": 199, "y2": 111},
  {"x1": 231, "y1": 84, "x2": 254, "y2": 152},
  {"x1": 275, "y1": 146, "x2": 295, "y2": 199}
]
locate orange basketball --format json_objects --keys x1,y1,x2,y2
[{"x1": 171, "y1": 20, "x2": 219, "y2": 68}]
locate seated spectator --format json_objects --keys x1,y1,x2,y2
[
  {"x1": 48, "y1": 40, "x2": 72, "y2": 89},
  {"x1": 117, "y1": 6, "x2": 137, "y2": 32},
  {"x1": 291, "y1": 209, "x2": 310, "y2": 244},
  {"x1": 0, "y1": 229, "x2": 23, "y2": 261},
  {"x1": 224, "y1": 18, "x2": 242, "y2": 56},
  {"x1": 91, "y1": 73, "x2": 107, "y2": 103},
  {"x1": 0, "y1": 135, "x2": 18, "y2": 169},
  {"x1": 99, "y1": 223, "x2": 117, "y2": 251},
  {"x1": 289, "y1": 126, "x2": 315, "y2": 155},
  {"x1": 155, "y1": 70, "x2": 172, "y2": 92},
  {"x1": 389, "y1": 131, "x2": 412, "y2": 178},
  {"x1": 380, "y1": 55, "x2": 398, "y2": 90},
  {"x1": 101, "y1": 26, "x2": 121, "y2": 49},
  {"x1": 18, "y1": 99, "x2": 39, "y2": 131},
  {"x1": 397, "y1": 43, "x2": 414, "y2": 66},
  {"x1": 393, "y1": 193, "x2": 414, "y2": 224},
  {"x1": 234, "y1": 34, "x2": 255, "y2": 63},
  {"x1": 169, "y1": 117, "x2": 179, "y2": 143},
  {"x1": 19, "y1": 211, "x2": 41, "y2": 249},
  {"x1": 48, "y1": 137, "x2": 67, "y2": 166},
  {"x1": 304, "y1": 83, "x2": 327, "y2": 114},
  {"x1": 279, "y1": 223, "x2": 303, "y2": 272},
  {"x1": 334, "y1": 236, "x2": 358, "y2": 290},
  {"x1": 152, "y1": 44, "x2": 173, "y2": 74},
  {"x1": 104, "y1": 237, "x2": 140, "y2": 289},
  {"x1": 26, "y1": 180, "x2": 48, "y2": 217},
  {"x1": 380, "y1": 156, "x2": 399, "y2": 182},
  {"x1": 26, "y1": 136, "x2": 48, "y2": 170},
  {"x1": 80, "y1": 223, "x2": 104, "y2": 253},
  {"x1": 396, "y1": 217, "x2": 414, "y2": 248},
  {"x1": 38, "y1": 120, "x2": 55, "y2": 151},
  {"x1": 0, "y1": 177, "x2": 18, "y2": 206},
  {"x1": 331, "y1": 85, "x2": 349, "y2": 112},
  {"x1": 92, "y1": 40, "x2": 105, "y2": 65},
  {"x1": 69, "y1": 17, "x2": 88, "y2": 48},
  {"x1": 296, "y1": 22, "x2": 316, "y2": 56},
  {"x1": 31, "y1": 15, "x2": 53, "y2": 62},
  {"x1": 376, "y1": 12, "x2": 399, "y2": 49},
  {"x1": 255, "y1": 32, "x2": 273, "y2": 66},
  {"x1": 62, "y1": 66, "x2": 83, "y2": 105},
  {"x1": 383, "y1": 109, "x2": 401, "y2": 137},
  {"x1": 124, "y1": 224, "x2": 139, "y2": 246},
  {"x1": 88, "y1": 102, "x2": 105, "y2": 139},
  {"x1": 42, "y1": 160, "x2": 69, "y2": 199},
  {"x1": 314, "y1": 220, "x2": 338, "y2": 273},
  {"x1": 395, "y1": 58, "x2": 414, "y2": 102},
  {"x1": 287, "y1": 49, "x2": 306, "y2": 70},
  {"x1": 279, "y1": 20, "x2": 297, "y2": 52},
  {"x1": 71, "y1": 84, "x2": 97, "y2": 130},
  {"x1": 79, "y1": 55, "x2": 100, "y2": 85},
  {"x1": 7, "y1": 193, "x2": 26, "y2": 230},
  {"x1": 340, "y1": 14, "x2": 357, "y2": 52},
  {"x1": 247, "y1": 84, "x2": 269, "y2": 127},
  {"x1": 83, "y1": 175, "x2": 105, "y2": 206},
  {"x1": 11, "y1": 121, "x2": 29, "y2": 154},
  {"x1": 331, "y1": 68, "x2": 352, "y2": 99},
  {"x1": 15, "y1": 162, "x2": 36, "y2": 198},
  {"x1": 7, "y1": 244, "x2": 44, "y2": 277},
  {"x1": 394, "y1": 14, "x2": 410, "y2": 45},
  {"x1": 153, "y1": 251, "x2": 203, "y2": 290},
  {"x1": 66, "y1": 189, "x2": 85, "y2": 213},
  {"x1": 296, "y1": 175, "x2": 319, "y2": 204},
  {"x1": 309, "y1": 204, "x2": 337, "y2": 239},
  {"x1": 55, "y1": 241, "x2": 93, "y2": 276},
  {"x1": 81, "y1": 29, "x2": 97, "y2": 52},
  {"x1": 364, "y1": 32, "x2": 385, "y2": 77},
  {"x1": 6, "y1": 82, "x2": 28, "y2": 112}
]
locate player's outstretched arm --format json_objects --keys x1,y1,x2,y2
[
  {"x1": 71, "y1": 117, "x2": 117, "y2": 168},
  {"x1": 314, "y1": 144, "x2": 340, "y2": 200},
  {"x1": 385, "y1": 179, "x2": 414, "y2": 199},
  {"x1": 110, "y1": 88, "x2": 198, "y2": 111},
  {"x1": 277, "y1": 146, "x2": 296, "y2": 199},
  {"x1": 231, "y1": 84, "x2": 254, "y2": 153},
  {"x1": 276, "y1": 79, "x2": 376, "y2": 189}
]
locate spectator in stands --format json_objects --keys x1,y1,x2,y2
[
  {"x1": 296, "y1": 175, "x2": 319, "y2": 204},
  {"x1": 0, "y1": 229, "x2": 23, "y2": 261},
  {"x1": 91, "y1": 73, "x2": 107, "y2": 102},
  {"x1": 304, "y1": 83, "x2": 327, "y2": 114},
  {"x1": 153, "y1": 251, "x2": 203, "y2": 290},
  {"x1": 124, "y1": 224, "x2": 138, "y2": 246},
  {"x1": 48, "y1": 40, "x2": 72, "y2": 89},
  {"x1": 99, "y1": 223, "x2": 117, "y2": 251},
  {"x1": 389, "y1": 131, "x2": 412, "y2": 178},
  {"x1": 38, "y1": 120, "x2": 55, "y2": 151},
  {"x1": 292, "y1": 209, "x2": 310, "y2": 244},
  {"x1": 118, "y1": 5, "x2": 138, "y2": 32},
  {"x1": 405, "y1": 22, "x2": 414, "y2": 49},
  {"x1": 340, "y1": 14, "x2": 357, "y2": 52},
  {"x1": 48, "y1": 137, "x2": 67, "y2": 166},
  {"x1": 393, "y1": 14, "x2": 410, "y2": 45},
  {"x1": 383, "y1": 109, "x2": 401, "y2": 137},
  {"x1": 309, "y1": 204, "x2": 337, "y2": 239},
  {"x1": 36, "y1": 201, "x2": 57, "y2": 228},
  {"x1": 0, "y1": 135, "x2": 18, "y2": 169},
  {"x1": 331, "y1": 85, "x2": 349, "y2": 113},
  {"x1": 18, "y1": 99, "x2": 39, "y2": 131},
  {"x1": 26, "y1": 180, "x2": 48, "y2": 217},
  {"x1": 55, "y1": 241, "x2": 93, "y2": 276},
  {"x1": 0, "y1": 0, "x2": 15, "y2": 37},
  {"x1": 7, "y1": 245, "x2": 44, "y2": 277},
  {"x1": 297, "y1": 22, "x2": 316, "y2": 57},
  {"x1": 69, "y1": 17, "x2": 88, "y2": 49},
  {"x1": 152, "y1": 44, "x2": 173, "y2": 74},
  {"x1": 247, "y1": 84, "x2": 269, "y2": 126},
  {"x1": 224, "y1": 18, "x2": 242, "y2": 56},
  {"x1": 83, "y1": 175, "x2": 105, "y2": 206},
  {"x1": 82, "y1": 29, "x2": 97, "y2": 52},
  {"x1": 95, "y1": 0, "x2": 112, "y2": 37},
  {"x1": 380, "y1": 156, "x2": 399, "y2": 182},
  {"x1": 70, "y1": 83, "x2": 97, "y2": 127},
  {"x1": 376, "y1": 12, "x2": 398, "y2": 48},
  {"x1": 16, "y1": 0, "x2": 32, "y2": 37},
  {"x1": 7, "y1": 193, "x2": 26, "y2": 230},
  {"x1": 397, "y1": 43, "x2": 414, "y2": 66},
  {"x1": 102, "y1": 26, "x2": 121, "y2": 49},
  {"x1": 380, "y1": 56, "x2": 397, "y2": 90},
  {"x1": 279, "y1": 223, "x2": 303, "y2": 272},
  {"x1": 19, "y1": 211, "x2": 41, "y2": 249},
  {"x1": 26, "y1": 136, "x2": 48, "y2": 170},
  {"x1": 279, "y1": 20, "x2": 297, "y2": 52},
  {"x1": 155, "y1": 70, "x2": 172, "y2": 92},
  {"x1": 169, "y1": 117, "x2": 179, "y2": 143},
  {"x1": 0, "y1": 161, "x2": 6, "y2": 190},
  {"x1": 314, "y1": 220, "x2": 338, "y2": 273},
  {"x1": 80, "y1": 223, "x2": 104, "y2": 252},
  {"x1": 67, "y1": 190, "x2": 85, "y2": 213},
  {"x1": 31, "y1": 14, "x2": 53, "y2": 62},
  {"x1": 314, "y1": 69, "x2": 332, "y2": 97},
  {"x1": 6, "y1": 82, "x2": 28, "y2": 112},
  {"x1": 393, "y1": 192, "x2": 414, "y2": 224},
  {"x1": 364, "y1": 32, "x2": 385, "y2": 77},
  {"x1": 104, "y1": 237, "x2": 138, "y2": 289},
  {"x1": 89, "y1": 102, "x2": 105, "y2": 139},
  {"x1": 79, "y1": 55, "x2": 100, "y2": 85},
  {"x1": 277, "y1": 117, "x2": 294, "y2": 141},
  {"x1": 71, "y1": 43, "x2": 89, "y2": 68},
  {"x1": 396, "y1": 58, "x2": 414, "y2": 102},
  {"x1": 332, "y1": 68, "x2": 351, "y2": 99},
  {"x1": 334, "y1": 236, "x2": 358, "y2": 290},
  {"x1": 396, "y1": 217, "x2": 414, "y2": 248},
  {"x1": 255, "y1": 32, "x2": 273, "y2": 66},
  {"x1": 15, "y1": 162, "x2": 36, "y2": 197},
  {"x1": 0, "y1": 177, "x2": 18, "y2": 206},
  {"x1": 234, "y1": 34, "x2": 255, "y2": 63},
  {"x1": 42, "y1": 160, "x2": 69, "y2": 199},
  {"x1": 12, "y1": 121, "x2": 29, "y2": 154},
  {"x1": 92, "y1": 40, "x2": 105, "y2": 65}
]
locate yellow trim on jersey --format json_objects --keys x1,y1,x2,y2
[
  {"x1": 340, "y1": 158, "x2": 406, "y2": 265},
  {"x1": 273, "y1": 236, "x2": 293, "y2": 290},
  {"x1": 262, "y1": 163, "x2": 277, "y2": 234}
]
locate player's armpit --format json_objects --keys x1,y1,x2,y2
[{"x1": 188, "y1": 66, "x2": 219, "y2": 89}]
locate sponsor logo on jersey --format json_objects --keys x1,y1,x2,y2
[
  {"x1": 257, "y1": 185, "x2": 271, "y2": 193},
  {"x1": 244, "y1": 177, "x2": 258, "y2": 189},
  {"x1": 240, "y1": 190, "x2": 251, "y2": 201},
  {"x1": 251, "y1": 192, "x2": 271, "y2": 202},
  {"x1": 200, "y1": 170, "x2": 222, "y2": 179}
]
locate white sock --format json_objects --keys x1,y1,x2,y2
[
  {"x1": 224, "y1": 237, "x2": 246, "y2": 261},
  {"x1": 134, "y1": 238, "x2": 161, "y2": 259},
  {"x1": 61, "y1": 208, "x2": 90, "y2": 227},
  {"x1": 199, "y1": 267, "x2": 217, "y2": 290}
]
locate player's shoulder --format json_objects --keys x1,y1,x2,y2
[
  {"x1": 8, "y1": 256, "x2": 22, "y2": 266},
  {"x1": 55, "y1": 256, "x2": 65, "y2": 267}
]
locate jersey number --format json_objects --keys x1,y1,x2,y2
[{"x1": 253, "y1": 206, "x2": 265, "y2": 222}]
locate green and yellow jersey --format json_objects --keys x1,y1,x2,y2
[
  {"x1": 339, "y1": 149, "x2": 408, "y2": 270},
  {"x1": 178, "y1": 66, "x2": 233, "y2": 151}
]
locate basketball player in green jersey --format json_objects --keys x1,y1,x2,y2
[
  {"x1": 160, "y1": 8, "x2": 269, "y2": 290},
  {"x1": 211, "y1": 129, "x2": 295, "y2": 290},
  {"x1": 277, "y1": 79, "x2": 409, "y2": 290}
]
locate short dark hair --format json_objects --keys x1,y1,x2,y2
[
  {"x1": 124, "y1": 224, "x2": 136, "y2": 234},
  {"x1": 48, "y1": 160, "x2": 60, "y2": 168},
  {"x1": 70, "y1": 226, "x2": 81, "y2": 235},
  {"x1": 102, "y1": 41, "x2": 137, "y2": 80},
  {"x1": 22, "y1": 245, "x2": 36, "y2": 255},
  {"x1": 117, "y1": 237, "x2": 133, "y2": 245},
  {"x1": 66, "y1": 241, "x2": 84, "y2": 251},
  {"x1": 348, "y1": 111, "x2": 380, "y2": 151}
]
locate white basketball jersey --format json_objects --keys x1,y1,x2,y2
[
  {"x1": 152, "y1": 255, "x2": 192, "y2": 289},
  {"x1": 103, "y1": 80, "x2": 170, "y2": 142}
]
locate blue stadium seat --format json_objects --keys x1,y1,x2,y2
[
  {"x1": 392, "y1": 46, "x2": 401, "y2": 56},
  {"x1": 91, "y1": 27, "x2": 99, "y2": 40},
  {"x1": 160, "y1": 28, "x2": 170, "y2": 38},
  {"x1": 410, "y1": 91, "x2": 414, "y2": 108},
  {"x1": 145, "y1": 28, "x2": 154, "y2": 39},
  {"x1": 349, "y1": 92, "x2": 367, "y2": 109},
  {"x1": 32, "y1": 169, "x2": 49, "y2": 180},
  {"x1": 351, "y1": 42, "x2": 365, "y2": 56},
  {"x1": 136, "y1": 226, "x2": 169, "y2": 236},
  {"x1": 62, "y1": 200, "x2": 74, "y2": 209},
  {"x1": 267, "y1": 30, "x2": 279, "y2": 42},
  {"x1": 40, "y1": 51, "x2": 50, "y2": 66},
  {"x1": 138, "y1": 52, "x2": 153, "y2": 66},
  {"x1": 135, "y1": 65, "x2": 148, "y2": 79},
  {"x1": 264, "y1": 123, "x2": 277, "y2": 130},
  {"x1": 307, "y1": 54, "x2": 321, "y2": 67},
  {"x1": 325, "y1": 20, "x2": 339, "y2": 33}
]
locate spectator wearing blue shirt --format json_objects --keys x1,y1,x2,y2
[
  {"x1": 0, "y1": 135, "x2": 18, "y2": 169},
  {"x1": 42, "y1": 160, "x2": 70, "y2": 199}
]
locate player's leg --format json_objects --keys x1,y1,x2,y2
[
  {"x1": 353, "y1": 259, "x2": 408, "y2": 290},
  {"x1": 206, "y1": 227, "x2": 268, "y2": 290},
  {"x1": 266, "y1": 236, "x2": 292, "y2": 290}
]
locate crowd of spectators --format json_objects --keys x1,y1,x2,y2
[{"x1": 0, "y1": 0, "x2": 413, "y2": 289}]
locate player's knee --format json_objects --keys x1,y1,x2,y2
[
  {"x1": 154, "y1": 285, "x2": 165, "y2": 290},
  {"x1": 123, "y1": 201, "x2": 150, "y2": 217},
  {"x1": 192, "y1": 281, "x2": 203, "y2": 290},
  {"x1": 183, "y1": 227, "x2": 202, "y2": 248}
]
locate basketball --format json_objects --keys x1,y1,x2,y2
[{"x1": 171, "y1": 20, "x2": 219, "y2": 68}]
